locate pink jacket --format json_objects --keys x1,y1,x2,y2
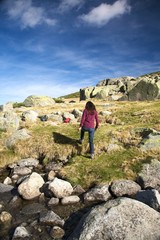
[{"x1": 80, "y1": 109, "x2": 99, "y2": 129}]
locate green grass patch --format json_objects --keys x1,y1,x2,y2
[
  {"x1": 0, "y1": 150, "x2": 18, "y2": 167},
  {"x1": 60, "y1": 91, "x2": 80, "y2": 99},
  {"x1": 62, "y1": 148, "x2": 142, "y2": 189},
  {"x1": 13, "y1": 102, "x2": 25, "y2": 108}
]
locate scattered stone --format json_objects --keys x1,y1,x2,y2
[
  {"x1": 110, "y1": 179, "x2": 141, "y2": 197},
  {"x1": 12, "y1": 226, "x2": 30, "y2": 239},
  {"x1": 0, "y1": 211, "x2": 12, "y2": 223},
  {"x1": 61, "y1": 195, "x2": 80, "y2": 205},
  {"x1": 39, "y1": 210, "x2": 64, "y2": 227},
  {"x1": 18, "y1": 172, "x2": 44, "y2": 200},
  {"x1": 83, "y1": 184, "x2": 111, "y2": 203},
  {"x1": 3, "y1": 177, "x2": 12, "y2": 185},
  {"x1": 137, "y1": 159, "x2": 160, "y2": 192},
  {"x1": 48, "y1": 177, "x2": 73, "y2": 198},
  {"x1": 48, "y1": 197, "x2": 59, "y2": 206},
  {"x1": 50, "y1": 226, "x2": 65, "y2": 239},
  {"x1": 48, "y1": 170, "x2": 56, "y2": 181}
]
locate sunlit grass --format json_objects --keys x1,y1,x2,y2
[
  {"x1": 60, "y1": 148, "x2": 144, "y2": 189},
  {"x1": 0, "y1": 99, "x2": 160, "y2": 187}
]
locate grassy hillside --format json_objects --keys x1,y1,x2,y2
[
  {"x1": 0, "y1": 99, "x2": 160, "y2": 189},
  {"x1": 60, "y1": 91, "x2": 80, "y2": 99}
]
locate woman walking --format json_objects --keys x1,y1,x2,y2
[{"x1": 78, "y1": 101, "x2": 99, "y2": 159}]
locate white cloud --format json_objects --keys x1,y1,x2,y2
[
  {"x1": 5, "y1": 0, "x2": 56, "y2": 28},
  {"x1": 79, "y1": 0, "x2": 131, "y2": 26},
  {"x1": 58, "y1": 0, "x2": 84, "y2": 12}
]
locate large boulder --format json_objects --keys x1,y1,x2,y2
[
  {"x1": 67, "y1": 197, "x2": 160, "y2": 240},
  {"x1": 18, "y1": 172, "x2": 44, "y2": 200},
  {"x1": 125, "y1": 80, "x2": 159, "y2": 101},
  {"x1": 23, "y1": 95, "x2": 55, "y2": 107}
]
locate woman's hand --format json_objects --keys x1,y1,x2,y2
[{"x1": 78, "y1": 127, "x2": 81, "y2": 132}]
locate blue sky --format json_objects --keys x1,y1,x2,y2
[{"x1": 0, "y1": 0, "x2": 160, "y2": 104}]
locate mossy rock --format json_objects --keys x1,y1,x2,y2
[{"x1": 23, "y1": 95, "x2": 55, "y2": 107}]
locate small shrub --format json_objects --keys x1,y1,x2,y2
[
  {"x1": 13, "y1": 102, "x2": 25, "y2": 108},
  {"x1": 53, "y1": 98, "x2": 65, "y2": 103}
]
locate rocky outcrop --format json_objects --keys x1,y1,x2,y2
[
  {"x1": 23, "y1": 95, "x2": 55, "y2": 107},
  {"x1": 80, "y1": 72, "x2": 160, "y2": 101},
  {"x1": 121, "y1": 78, "x2": 160, "y2": 101}
]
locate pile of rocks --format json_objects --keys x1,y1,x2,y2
[{"x1": 0, "y1": 158, "x2": 160, "y2": 239}]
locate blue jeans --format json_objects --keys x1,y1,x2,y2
[{"x1": 80, "y1": 127, "x2": 95, "y2": 154}]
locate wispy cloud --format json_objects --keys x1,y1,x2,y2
[
  {"x1": 4, "y1": 0, "x2": 56, "y2": 28},
  {"x1": 58, "y1": 0, "x2": 84, "y2": 12},
  {"x1": 79, "y1": 0, "x2": 131, "y2": 26},
  {"x1": 55, "y1": 48, "x2": 100, "y2": 69}
]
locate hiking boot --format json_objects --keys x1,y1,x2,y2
[{"x1": 91, "y1": 154, "x2": 94, "y2": 159}]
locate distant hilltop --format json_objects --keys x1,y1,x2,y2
[{"x1": 80, "y1": 71, "x2": 160, "y2": 101}]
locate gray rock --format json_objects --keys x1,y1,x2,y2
[
  {"x1": 39, "y1": 210, "x2": 64, "y2": 227},
  {"x1": 135, "y1": 189, "x2": 160, "y2": 211},
  {"x1": 6, "y1": 128, "x2": 31, "y2": 149},
  {"x1": 83, "y1": 184, "x2": 111, "y2": 203},
  {"x1": 23, "y1": 95, "x2": 55, "y2": 107},
  {"x1": 48, "y1": 177, "x2": 73, "y2": 198},
  {"x1": 140, "y1": 131, "x2": 160, "y2": 151},
  {"x1": 50, "y1": 226, "x2": 65, "y2": 239},
  {"x1": 21, "y1": 110, "x2": 38, "y2": 122},
  {"x1": 80, "y1": 73, "x2": 160, "y2": 101},
  {"x1": 73, "y1": 185, "x2": 85, "y2": 195},
  {"x1": 110, "y1": 179, "x2": 141, "y2": 197},
  {"x1": 61, "y1": 195, "x2": 80, "y2": 205},
  {"x1": 47, "y1": 113, "x2": 63, "y2": 123},
  {"x1": 18, "y1": 172, "x2": 44, "y2": 200},
  {"x1": 137, "y1": 159, "x2": 160, "y2": 192},
  {"x1": 0, "y1": 102, "x2": 13, "y2": 112},
  {"x1": 48, "y1": 197, "x2": 59, "y2": 206},
  {"x1": 0, "y1": 183, "x2": 14, "y2": 193},
  {"x1": 127, "y1": 79, "x2": 159, "y2": 101},
  {"x1": 12, "y1": 226, "x2": 30, "y2": 239},
  {"x1": 63, "y1": 112, "x2": 75, "y2": 120},
  {"x1": 0, "y1": 211, "x2": 12, "y2": 223},
  {"x1": 17, "y1": 158, "x2": 39, "y2": 168},
  {"x1": 13, "y1": 166, "x2": 32, "y2": 176},
  {"x1": 0, "y1": 111, "x2": 20, "y2": 132},
  {"x1": 67, "y1": 197, "x2": 160, "y2": 240}
]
